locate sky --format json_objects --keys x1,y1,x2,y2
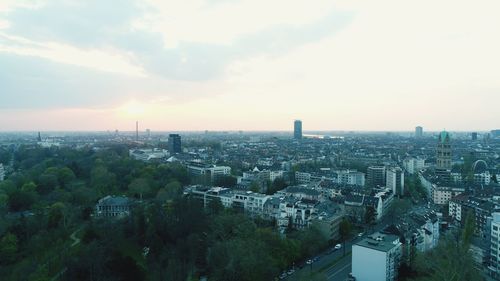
[{"x1": 0, "y1": 0, "x2": 499, "y2": 132}]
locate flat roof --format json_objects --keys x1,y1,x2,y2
[{"x1": 355, "y1": 232, "x2": 400, "y2": 252}]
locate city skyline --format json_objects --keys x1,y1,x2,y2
[{"x1": 1, "y1": 0, "x2": 500, "y2": 131}]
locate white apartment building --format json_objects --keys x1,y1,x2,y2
[
  {"x1": 432, "y1": 186, "x2": 465, "y2": 205},
  {"x1": 403, "y1": 157, "x2": 425, "y2": 174},
  {"x1": 489, "y1": 213, "x2": 500, "y2": 278},
  {"x1": 187, "y1": 164, "x2": 231, "y2": 182},
  {"x1": 352, "y1": 232, "x2": 402, "y2": 281},
  {"x1": 337, "y1": 170, "x2": 366, "y2": 186},
  {"x1": 386, "y1": 167, "x2": 405, "y2": 196}
]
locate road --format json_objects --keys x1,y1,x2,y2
[
  {"x1": 285, "y1": 201, "x2": 433, "y2": 281},
  {"x1": 287, "y1": 215, "x2": 394, "y2": 281}
]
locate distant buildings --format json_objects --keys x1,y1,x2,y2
[
  {"x1": 95, "y1": 195, "x2": 132, "y2": 218},
  {"x1": 294, "y1": 120, "x2": 302, "y2": 139},
  {"x1": 352, "y1": 232, "x2": 402, "y2": 281},
  {"x1": 168, "y1": 134, "x2": 182, "y2": 154},
  {"x1": 491, "y1": 130, "x2": 500, "y2": 138},
  {"x1": 0, "y1": 163, "x2": 5, "y2": 181},
  {"x1": 386, "y1": 167, "x2": 404, "y2": 196},
  {"x1": 415, "y1": 126, "x2": 423, "y2": 138},
  {"x1": 367, "y1": 166, "x2": 386, "y2": 188}
]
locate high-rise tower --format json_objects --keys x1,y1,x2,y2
[
  {"x1": 168, "y1": 134, "x2": 182, "y2": 154},
  {"x1": 294, "y1": 120, "x2": 302, "y2": 139},
  {"x1": 436, "y1": 130, "x2": 452, "y2": 182},
  {"x1": 415, "y1": 126, "x2": 423, "y2": 138}
]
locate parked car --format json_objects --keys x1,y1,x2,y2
[
  {"x1": 357, "y1": 232, "x2": 364, "y2": 237},
  {"x1": 334, "y1": 244, "x2": 342, "y2": 250},
  {"x1": 287, "y1": 269, "x2": 295, "y2": 276},
  {"x1": 306, "y1": 259, "x2": 313, "y2": 265},
  {"x1": 279, "y1": 272, "x2": 287, "y2": 279}
]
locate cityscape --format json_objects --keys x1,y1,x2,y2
[
  {"x1": 0, "y1": 125, "x2": 500, "y2": 280},
  {"x1": 1, "y1": 1, "x2": 500, "y2": 281}
]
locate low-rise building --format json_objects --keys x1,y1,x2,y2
[
  {"x1": 95, "y1": 195, "x2": 132, "y2": 218},
  {"x1": 187, "y1": 163, "x2": 231, "y2": 183},
  {"x1": 352, "y1": 232, "x2": 402, "y2": 281},
  {"x1": 129, "y1": 148, "x2": 169, "y2": 162}
]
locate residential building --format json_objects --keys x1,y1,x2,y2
[
  {"x1": 294, "y1": 120, "x2": 302, "y2": 139},
  {"x1": 450, "y1": 195, "x2": 495, "y2": 237},
  {"x1": 168, "y1": 134, "x2": 182, "y2": 154},
  {"x1": 312, "y1": 205, "x2": 345, "y2": 241},
  {"x1": 352, "y1": 232, "x2": 402, "y2": 281},
  {"x1": 489, "y1": 212, "x2": 500, "y2": 278},
  {"x1": 95, "y1": 196, "x2": 132, "y2": 218},
  {"x1": 337, "y1": 170, "x2": 366, "y2": 186},
  {"x1": 187, "y1": 163, "x2": 231, "y2": 183},
  {"x1": 367, "y1": 166, "x2": 386, "y2": 188},
  {"x1": 432, "y1": 186, "x2": 465, "y2": 205},
  {"x1": 403, "y1": 157, "x2": 425, "y2": 174},
  {"x1": 344, "y1": 194, "x2": 384, "y2": 222},
  {"x1": 278, "y1": 197, "x2": 316, "y2": 230},
  {"x1": 386, "y1": 167, "x2": 405, "y2": 196},
  {"x1": 408, "y1": 213, "x2": 440, "y2": 252}
]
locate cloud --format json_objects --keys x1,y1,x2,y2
[
  {"x1": 0, "y1": 33, "x2": 145, "y2": 76},
  {"x1": 0, "y1": 0, "x2": 352, "y2": 81}
]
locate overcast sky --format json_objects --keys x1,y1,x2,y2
[{"x1": 1, "y1": 0, "x2": 499, "y2": 131}]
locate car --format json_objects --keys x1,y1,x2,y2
[
  {"x1": 306, "y1": 259, "x2": 313, "y2": 265},
  {"x1": 334, "y1": 244, "x2": 342, "y2": 250},
  {"x1": 287, "y1": 269, "x2": 295, "y2": 276},
  {"x1": 357, "y1": 232, "x2": 364, "y2": 237},
  {"x1": 279, "y1": 272, "x2": 287, "y2": 279},
  {"x1": 312, "y1": 256, "x2": 320, "y2": 262}
]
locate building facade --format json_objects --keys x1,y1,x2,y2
[
  {"x1": 367, "y1": 166, "x2": 386, "y2": 188},
  {"x1": 168, "y1": 134, "x2": 182, "y2": 154},
  {"x1": 352, "y1": 232, "x2": 402, "y2": 281},
  {"x1": 436, "y1": 131, "x2": 452, "y2": 182},
  {"x1": 415, "y1": 126, "x2": 423, "y2": 138},
  {"x1": 386, "y1": 167, "x2": 405, "y2": 196},
  {"x1": 294, "y1": 120, "x2": 302, "y2": 139},
  {"x1": 95, "y1": 196, "x2": 132, "y2": 218}
]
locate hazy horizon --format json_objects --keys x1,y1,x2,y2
[{"x1": 1, "y1": 0, "x2": 499, "y2": 131}]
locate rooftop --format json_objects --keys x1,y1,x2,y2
[{"x1": 355, "y1": 232, "x2": 400, "y2": 252}]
